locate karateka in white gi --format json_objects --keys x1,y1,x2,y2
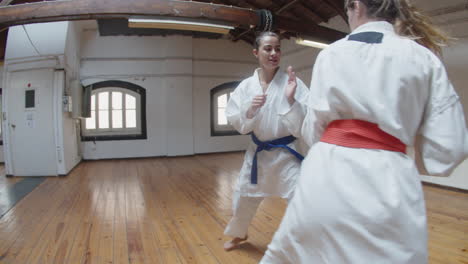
[
  {"x1": 223, "y1": 31, "x2": 309, "y2": 251},
  {"x1": 260, "y1": 0, "x2": 468, "y2": 263}
]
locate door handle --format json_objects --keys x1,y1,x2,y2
[{"x1": 11, "y1": 124, "x2": 16, "y2": 129}]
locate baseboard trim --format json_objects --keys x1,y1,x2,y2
[{"x1": 82, "y1": 150, "x2": 245, "y2": 161}]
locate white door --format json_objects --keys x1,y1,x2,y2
[{"x1": 6, "y1": 69, "x2": 58, "y2": 176}]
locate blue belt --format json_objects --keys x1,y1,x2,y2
[{"x1": 250, "y1": 133, "x2": 304, "y2": 184}]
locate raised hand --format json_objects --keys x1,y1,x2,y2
[
  {"x1": 246, "y1": 94, "x2": 267, "y2": 119},
  {"x1": 285, "y1": 65, "x2": 297, "y2": 106}
]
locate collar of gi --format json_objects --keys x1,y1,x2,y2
[
  {"x1": 351, "y1": 21, "x2": 395, "y2": 35},
  {"x1": 254, "y1": 67, "x2": 283, "y2": 93}
]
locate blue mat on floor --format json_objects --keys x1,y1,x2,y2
[{"x1": 0, "y1": 177, "x2": 46, "y2": 218}]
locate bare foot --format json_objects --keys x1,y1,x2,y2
[{"x1": 223, "y1": 236, "x2": 248, "y2": 251}]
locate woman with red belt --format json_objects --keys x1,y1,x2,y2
[{"x1": 261, "y1": 0, "x2": 468, "y2": 263}]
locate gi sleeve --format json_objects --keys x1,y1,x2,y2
[
  {"x1": 225, "y1": 81, "x2": 258, "y2": 134},
  {"x1": 415, "y1": 57, "x2": 468, "y2": 176},
  {"x1": 301, "y1": 50, "x2": 339, "y2": 147}
]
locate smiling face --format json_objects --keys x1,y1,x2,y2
[{"x1": 253, "y1": 35, "x2": 281, "y2": 70}]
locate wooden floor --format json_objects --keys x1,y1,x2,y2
[{"x1": 0, "y1": 152, "x2": 466, "y2": 264}]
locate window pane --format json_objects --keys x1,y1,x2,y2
[
  {"x1": 218, "y1": 93, "x2": 227, "y2": 108},
  {"x1": 126, "y1": 94, "x2": 136, "y2": 109},
  {"x1": 112, "y1": 92, "x2": 122, "y2": 109},
  {"x1": 99, "y1": 110, "x2": 109, "y2": 129},
  {"x1": 98, "y1": 92, "x2": 109, "y2": 110},
  {"x1": 112, "y1": 110, "x2": 123, "y2": 128},
  {"x1": 126, "y1": 109, "x2": 137, "y2": 128},
  {"x1": 91, "y1": 95, "x2": 96, "y2": 111},
  {"x1": 86, "y1": 111, "x2": 96, "y2": 129},
  {"x1": 218, "y1": 108, "x2": 227, "y2": 125}
]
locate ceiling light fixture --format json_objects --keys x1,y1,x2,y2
[
  {"x1": 295, "y1": 38, "x2": 329, "y2": 49},
  {"x1": 128, "y1": 18, "x2": 235, "y2": 34}
]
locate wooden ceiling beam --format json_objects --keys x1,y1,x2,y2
[
  {"x1": 321, "y1": 0, "x2": 347, "y2": 22},
  {"x1": 214, "y1": 0, "x2": 251, "y2": 9},
  {"x1": 292, "y1": 4, "x2": 326, "y2": 23},
  {"x1": 0, "y1": 0, "x2": 258, "y2": 27},
  {"x1": 0, "y1": 0, "x2": 346, "y2": 43},
  {"x1": 250, "y1": 0, "x2": 284, "y2": 11},
  {"x1": 0, "y1": 29, "x2": 6, "y2": 60},
  {"x1": 271, "y1": 0, "x2": 326, "y2": 24},
  {"x1": 231, "y1": 0, "x2": 295, "y2": 41},
  {"x1": 183, "y1": 0, "x2": 227, "y2": 4},
  {"x1": 232, "y1": 0, "x2": 324, "y2": 40},
  {"x1": 275, "y1": 0, "x2": 301, "y2": 15},
  {"x1": 275, "y1": 15, "x2": 345, "y2": 43},
  {"x1": 231, "y1": 26, "x2": 253, "y2": 41},
  {"x1": 224, "y1": 0, "x2": 346, "y2": 43},
  {"x1": 0, "y1": 0, "x2": 14, "y2": 7}
]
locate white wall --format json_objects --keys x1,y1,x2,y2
[
  {"x1": 80, "y1": 27, "x2": 257, "y2": 159},
  {"x1": 4, "y1": 22, "x2": 69, "y2": 176},
  {"x1": 280, "y1": 38, "x2": 320, "y2": 86},
  {"x1": 420, "y1": 38, "x2": 468, "y2": 190},
  {"x1": 80, "y1": 32, "x2": 191, "y2": 159},
  {"x1": 166, "y1": 76, "x2": 194, "y2": 156},
  {"x1": 192, "y1": 38, "x2": 256, "y2": 154},
  {"x1": 80, "y1": 75, "x2": 169, "y2": 159},
  {"x1": 61, "y1": 21, "x2": 82, "y2": 173},
  {"x1": 280, "y1": 15, "x2": 349, "y2": 85},
  {"x1": 5, "y1": 22, "x2": 67, "y2": 73},
  {"x1": 5, "y1": 22, "x2": 68, "y2": 60}
]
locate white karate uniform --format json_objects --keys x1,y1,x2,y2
[
  {"x1": 260, "y1": 21, "x2": 468, "y2": 264},
  {"x1": 223, "y1": 68, "x2": 309, "y2": 238}
]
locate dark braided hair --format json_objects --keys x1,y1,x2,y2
[{"x1": 254, "y1": 31, "x2": 280, "y2": 50}]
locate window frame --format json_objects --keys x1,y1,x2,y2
[
  {"x1": 81, "y1": 80, "x2": 147, "y2": 141},
  {"x1": 210, "y1": 81, "x2": 240, "y2": 137}
]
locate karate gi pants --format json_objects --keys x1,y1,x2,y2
[{"x1": 224, "y1": 191, "x2": 292, "y2": 238}]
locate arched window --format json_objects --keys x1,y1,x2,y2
[
  {"x1": 82, "y1": 81, "x2": 146, "y2": 141},
  {"x1": 210, "y1": 81, "x2": 240, "y2": 136}
]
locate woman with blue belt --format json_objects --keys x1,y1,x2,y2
[{"x1": 223, "y1": 31, "x2": 309, "y2": 251}]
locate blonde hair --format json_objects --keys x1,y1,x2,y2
[{"x1": 345, "y1": 0, "x2": 451, "y2": 56}]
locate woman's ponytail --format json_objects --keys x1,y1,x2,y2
[
  {"x1": 356, "y1": 0, "x2": 452, "y2": 56},
  {"x1": 394, "y1": 0, "x2": 451, "y2": 56}
]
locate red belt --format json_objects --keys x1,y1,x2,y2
[{"x1": 320, "y1": 119, "x2": 406, "y2": 154}]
